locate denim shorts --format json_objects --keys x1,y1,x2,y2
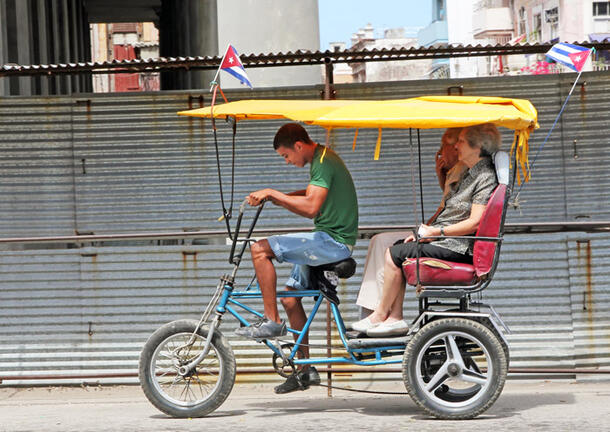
[{"x1": 267, "y1": 231, "x2": 352, "y2": 290}]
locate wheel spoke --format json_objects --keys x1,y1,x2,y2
[
  {"x1": 460, "y1": 369, "x2": 488, "y2": 386},
  {"x1": 159, "y1": 338, "x2": 220, "y2": 404},
  {"x1": 444, "y1": 335, "x2": 466, "y2": 368},
  {"x1": 142, "y1": 326, "x2": 235, "y2": 415},
  {"x1": 424, "y1": 362, "x2": 450, "y2": 393}
]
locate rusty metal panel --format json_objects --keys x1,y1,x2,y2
[
  {"x1": 3, "y1": 232, "x2": 605, "y2": 384},
  {"x1": 0, "y1": 97, "x2": 76, "y2": 238},
  {"x1": 568, "y1": 233, "x2": 610, "y2": 372},
  {"x1": 1, "y1": 72, "x2": 609, "y2": 385},
  {"x1": 560, "y1": 74, "x2": 610, "y2": 222}
]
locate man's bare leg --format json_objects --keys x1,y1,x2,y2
[
  {"x1": 280, "y1": 287, "x2": 309, "y2": 368},
  {"x1": 250, "y1": 240, "x2": 281, "y2": 323}
]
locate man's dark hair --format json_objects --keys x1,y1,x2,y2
[{"x1": 273, "y1": 123, "x2": 313, "y2": 150}]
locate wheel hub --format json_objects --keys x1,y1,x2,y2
[{"x1": 447, "y1": 363, "x2": 461, "y2": 377}]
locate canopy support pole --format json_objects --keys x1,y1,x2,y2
[{"x1": 323, "y1": 56, "x2": 335, "y2": 398}]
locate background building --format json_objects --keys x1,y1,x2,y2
[
  {"x1": 418, "y1": 0, "x2": 451, "y2": 78},
  {"x1": 508, "y1": 0, "x2": 609, "y2": 72},
  {"x1": 91, "y1": 22, "x2": 160, "y2": 93},
  {"x1": 0, "y1": 0, "x2": 320, "y2": 95},
  {"x1": 349, "y1": 24, "x2": 430, "y2": 82}
]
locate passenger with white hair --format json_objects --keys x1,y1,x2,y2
[{"x1": 351, "y1": 124, "x2": 500, "y2": 337}]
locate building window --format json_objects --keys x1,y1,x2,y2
[
  {"x1": 593, "y1": 2, "x2": 610, "y2": 16},
  {"x1": 545, "y1": 7, "x2": 558, "y2": 23},
  {"x1": 518, "y1": 7, "x2": 527, "y2": 38},
  {"x1": 545, "y1": 7, "x2": 558, "y2": 41},
  {"x1": 532, "y1": 13, "x2": 542, "y2": 41},
  {"x1": 434, "y1": 0, "x2": 446, "y2": 21}
]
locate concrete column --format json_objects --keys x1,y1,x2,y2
[
  {"x1": 160, "y1": 0, "x2": 217, "y2": 90},
  {"x1": 78, "y1": 0, "x2": 92, "y2": 93},
  {"x1": 59, "y1": 0, "x2": 71, "y2": 94},
  {"x1": 11, "y1": 0, "x2": 32, "y2": 95},
  {"x1": 0, "y1": 0, "x2": 9, "y2": 96},
  {"x1": 191, "y1": 0, "x2": 217, "y2": 89},
  {"x1": 37, "y1": 0, "x2": 52, "y2": 95},
  {"x1": 48, "y1": 1, "x2": 61, "y2": 94}
]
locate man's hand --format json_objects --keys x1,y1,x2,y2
[{"x1": 247, "y1": 188, "x2": 275, "y2": 206}]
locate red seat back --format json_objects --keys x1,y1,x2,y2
[{"x1": 472, "y1": 184, "x2": 507, "y2": 276}]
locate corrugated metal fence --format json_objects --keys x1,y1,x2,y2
[{"x1": 1, "y1": 72, "x2": 609, "y2": 385}]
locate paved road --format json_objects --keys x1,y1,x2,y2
[{"x1": 1, "y1": 379, "x2": 609, "y2": 431}]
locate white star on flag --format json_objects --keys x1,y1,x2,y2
[
  {"x1": 546, "y1": 42, "x2": 592, "y2": 72},
  {"x1": 215, "y1": 44, "x2": 253, "y2": 89}
]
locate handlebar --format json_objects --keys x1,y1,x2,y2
[{"x1": 228, "y1": 198, "x2": 266, "y2": 266}]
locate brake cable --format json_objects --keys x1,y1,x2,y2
[{"x1": 210, "y1": 84, "x2": 237, "y2": 238}]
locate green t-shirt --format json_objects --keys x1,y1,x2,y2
[{"x1": 309, "y1": 145, "x2": 358, "y2": 246}]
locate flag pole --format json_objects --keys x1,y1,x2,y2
[
  {"x1": 210, "y1": 44, "x2": 231, "y2": 92},
  {"x1": 515, "y1": 57, "x2": 589, "y2": 198},
  {"x1": 526, "y1": 67, "x2": 583, "y2": 174}
]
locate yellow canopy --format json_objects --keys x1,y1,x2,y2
[
  {"x1": 179, "y1": 96, "x2": 537, "y2": 131},
  {"x1": 178, "y1": 96, "x2": 539, "y2": 182}
]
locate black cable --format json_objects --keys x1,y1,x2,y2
[
  {"x1": 212, "y1": 115, "x2": 232, "y2": 237},
  {"x1": 417, "y1": 129, "x2": 425, "y2": 222},
  {"x1": 229, "y1": 119, "x2": 237, "y2": 218},
  {"x1": 316, "y1": 383, "x2": 408, "y2": 395},
  {"x1": 408, "y1": 128, "x2": 419, "y2": 228}
]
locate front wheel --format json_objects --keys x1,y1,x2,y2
[
  {"x1": 139, "y1": 319, "x2": 236, "y2": 418},
  {"x1": 403, "y1": 317, "x2": 507, "y2": 419}
]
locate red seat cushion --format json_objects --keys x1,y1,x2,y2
[
  {"x1": 472, "y1": 184, "x2": 506, "y2": 276},
  {"x1": 403, "y1": 258, "x2": 476, "y2": 286},
  {"x1": 401, "y1": 184, "x2": 507, "y2": 287}
]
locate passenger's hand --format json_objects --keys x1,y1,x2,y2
[
  {"x1": 417, "y1": 224, "x2": 436, "y2": 242},
  {"x1": 403, "y1": 233, "x2": 416, "y2": 243},
  {"x1": 435, "y1": 151, "x2": 446, "y2": 174},
  {"x1": 247, "y1": 189, "x2": 273, "y2": 206}
]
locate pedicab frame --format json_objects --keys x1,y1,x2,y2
[{"x1": 138, "y1": 96, "x2": 538, "y2": 420}]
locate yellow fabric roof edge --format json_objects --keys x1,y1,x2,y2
[
  {"x1": 177, "y1": 99, "x2": 363, "y2": 121},
  {"x1": 177, "y1": 96, "x2": 538, "y2": 132},
  {"x1": 415, "y1": 95, "x2": 539, "y2": 130}
]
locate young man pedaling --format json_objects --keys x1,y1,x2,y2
[{"x1": 235, "y1": 123, "x2": 358, "y2": 394}]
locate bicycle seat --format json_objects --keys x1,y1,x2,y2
[
  {"x1": 310, "y1": 257, "x2": 357, "y2": 305},
  {"x1": 314, "y1": 257, "x2": 357, "y2": 279}
]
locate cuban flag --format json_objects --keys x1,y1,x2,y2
[
  {"x1": 545, "y1": 43, "x2": 593, "y2": 72},
  {"x1": 219, "y1": 45, "x2": 253, "y2": 88}
]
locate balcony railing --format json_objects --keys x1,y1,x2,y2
[{"x1": 474, "y1": 0, "x2": 510, "y2": 11}]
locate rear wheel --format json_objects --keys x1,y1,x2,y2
[
  {"x1": 403, "y1": 317, "x2": 507, "y2": 419},
  {"x1": 139, "y1": 320, "x2": 236, "y2": 418}
]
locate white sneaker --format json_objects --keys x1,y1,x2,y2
[
  {"x1": 351, "y1": 317, "x2": 380, "y2": 333},
  {"x1": 366, "y1": 320, "x2": 409, "y2": 337}
]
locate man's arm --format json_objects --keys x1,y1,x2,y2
[
  {"x1": 287, "y1": 190, "x2": 307, "y2": 196},
  {"x1": 248, "y1": 184, "x2": 328, "y2": 219}
]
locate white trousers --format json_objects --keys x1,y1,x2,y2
[{"x1": 356, "y1": 231, "x2": 411, "y2": 311}]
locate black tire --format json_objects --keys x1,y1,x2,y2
[
  {"x1": 403, "y1": 317, "x2": 507, "y2": 419},
  {"x1": 139, "y1": 319, "x2": 236, "y2": 418}
]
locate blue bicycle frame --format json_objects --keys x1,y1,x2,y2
[{"x1": 216, "y1": 279, "x2": 407, "y2": 367}]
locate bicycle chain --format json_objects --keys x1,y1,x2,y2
[{"x1": 271, "y1": 338, "x2": 409, "y2": 396}]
